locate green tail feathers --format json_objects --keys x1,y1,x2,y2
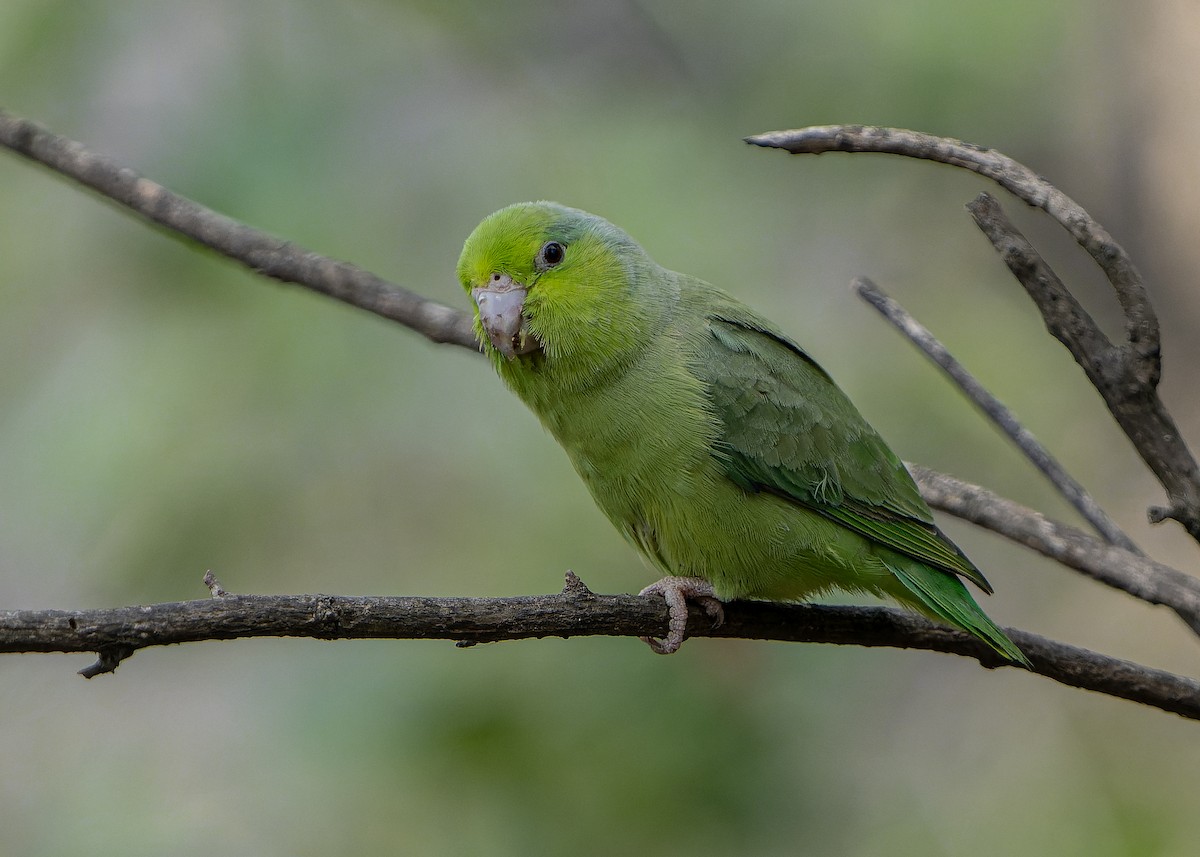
[{"x1": 881, "y1": 554, "x2": 1030, "y2": 667}]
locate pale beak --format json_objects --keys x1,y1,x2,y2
[{"x1": 471, "y1": 273, "x2": 539, "y2": 359}]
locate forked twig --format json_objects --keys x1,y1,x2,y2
[
  {"x1": 748, "y1": 125, "x2": 1200, "y2": 541},
  {"x1": 909, "y1": 465, "x2": 1200, "y2": 636},
  {"x1": 853, "y1": 275, "x2": 1139, "y2": 553},
  {"x1": 966, "y1": 192, "x2": 1200, "y2": 536}
]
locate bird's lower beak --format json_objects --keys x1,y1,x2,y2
[{"x1": 471, "y1": 274, "x2": 540, "y2": 360}]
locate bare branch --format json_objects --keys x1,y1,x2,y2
[
  {"x1": 965, "y1": 192, "x2": 1117, "y2": 365},
  {"x1": 911, "y1": 465, "x2": 1200, "y2": 636},
  {"x1": 2, "y1": 576, "x2": 1198, "y2": 720},
  {"x1": 853, "y1": 275, "x2": 1137, "y2": 552},
  {"x1": 745, "y1": 125, "x2": 1158, "y2": 371},
  {"x1": 747, "y1": 125, "x2": 1200, "y2": 543},
  {"x1": 966, "y1": 193, "x2": 1200, "y2": 540},
  {"x1": 0, "y1": 108, "x2": 479, "y2": 351}
]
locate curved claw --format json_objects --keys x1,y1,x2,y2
[{"x1": 637, "y1": 576, "x2": 725, "y2": 655}]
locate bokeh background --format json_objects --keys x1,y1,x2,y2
[{"x1": 3, "y1": 2, "x2": 1200, "y2": 855}]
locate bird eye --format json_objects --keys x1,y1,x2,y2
[{"x1": 537, "y1": 241, "x2": 566, "y2": 269}]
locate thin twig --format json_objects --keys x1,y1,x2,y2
[
  {"x1": 0, "y1": 108, "x2": 478, "y2": 350},
  {"x1": 203, "y1": 570, "x2": 231, "y2": 598},
  {"x1": 853, "y1": 275, "x2": 1138, "y2": 552},
  {"x1": 2, "y1": 577, "x2": 1198, "y2": 720},
  {"x1": 910, "y1": 465, "x2": 1200, "y2": 636}
]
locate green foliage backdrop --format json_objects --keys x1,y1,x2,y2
[{"x1": 2, "y1": 2, "x2": 1198, "y2": 855}]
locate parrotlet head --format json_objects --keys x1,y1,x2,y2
[{"x1": 457, "y1": 202, "x2": 663, "y2": 377}]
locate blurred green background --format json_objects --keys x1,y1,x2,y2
[{"x1": 3, "y1": 2, "x2": 1200, "y2": 855}]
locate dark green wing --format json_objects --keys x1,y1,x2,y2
[{"x1": 698, "y1": 312, "x2": 993, "y2": 593}]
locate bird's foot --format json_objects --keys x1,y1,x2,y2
[{"x1": 637, "y1": 576, "x2": 725, "y2": 655}]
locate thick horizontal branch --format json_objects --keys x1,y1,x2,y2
[
  {"x1": 2, "y1": 575, "x2": 1198, "y2": 720},
  {"x1": 910, "y1": 465, "x2": 1200, "y2": 635},
  {"x1": 0, "y1": 108, "x2": 478, "y2": 350}
]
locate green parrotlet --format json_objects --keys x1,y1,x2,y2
[{"x1": 458, "y1": 201, "x2": 1027, "y2": 664}]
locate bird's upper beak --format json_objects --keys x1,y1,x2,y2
[{"x1": 471, "y1": 273, "x2": 540, "y2": 360}]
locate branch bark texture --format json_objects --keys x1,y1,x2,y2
[
  {"x1": 3, "y1": 580, "x2": 1198, "y2": 720},
  {"x1": 910, "y1": 466, "x2": 1200, "y2": 635},
  {"x1": 0, "y1": 109, "x2": 478, "y2": 350},
  {"x1": 966, "y1": 192, "x2": 1200, "y2": 538}
]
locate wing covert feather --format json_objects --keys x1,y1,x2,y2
[{"x1": 696, "y1": 313, "x2": 991, "y2": 592}]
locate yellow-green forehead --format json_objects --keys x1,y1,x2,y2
[{"x1": 457, "y1": 201, "x2": 622, "y2": 286}]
